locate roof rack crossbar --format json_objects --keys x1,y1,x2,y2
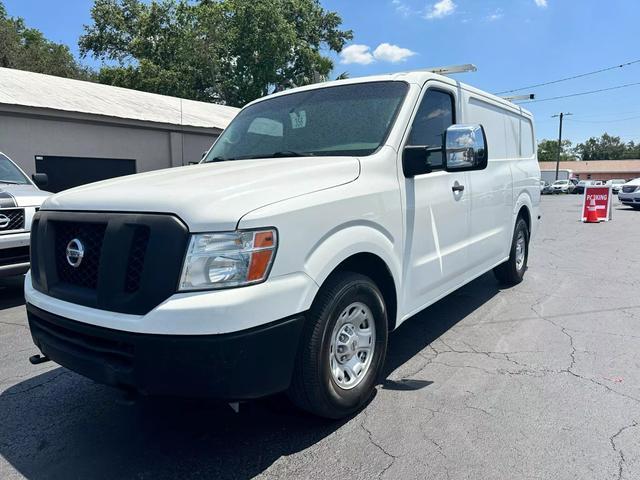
[
  {"x1": 422, "y1": 64, "x2": 478, "y2": 75},
  {"x1": 500, "y1": 94, "x2": 535, "y2": 102}
]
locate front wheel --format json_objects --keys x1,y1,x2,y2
[
  {"x1": 288, "y1": 272, "x2": 388, "y2": 419},
  {"x1": 493, "y1": 218, "x2": 529, "y2": 285}
]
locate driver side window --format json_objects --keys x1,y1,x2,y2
[{"x1": 406, "y1": 89, "x2": 455, "y2": 169}]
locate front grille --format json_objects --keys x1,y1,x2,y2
[
  {"x1": 0, "y1": 208, "x2": 25, "y2": 232},
  {"x1": 622, "y1": 186, "x2": 638, "y2": 194},
  {"x1": 0, "y1": 246, "x2": 29, "y2": 266},
  {"x1": 31, "y1": 211, "x2": 189, "y2": 315},
  {"x1": 54, "y1": 222, "x2": 107, "y2": 289},
  {"x1": 125, "y1": 226, "x2": 150, "y2": 293}
]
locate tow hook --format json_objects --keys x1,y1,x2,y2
[{"x1": 29, "y1": 354, "x2": 51, "y2": 365}]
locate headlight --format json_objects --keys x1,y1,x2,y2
[{"x1": 179, "y1": 229, "x2": 277, "y2": 291}]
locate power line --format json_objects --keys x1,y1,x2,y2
[
  {"x1": 521, "y1": 81, "x2": 640, "y2": 104},
  {"x1": 563, "y1": 109, "x2": 640, "y2": 119},
  {"x1": 495, "y1": 59, "x2": 640, "y2": 95},
  {"x1": 566, "y1": 114, "x2": 640, "y2": 124}
]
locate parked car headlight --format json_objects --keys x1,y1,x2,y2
[{"x1": 179, "y1": 229, "x2": 277, "y2": 291}]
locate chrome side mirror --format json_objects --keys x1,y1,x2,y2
[{"x1": 444, "y1": 124, "x2": 488, "y2": 171}]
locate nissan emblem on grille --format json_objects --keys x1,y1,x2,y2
[
  {"x1": 65, "y1": 238, "x2": 85, "y2": 268},
  {"x1": 0, "y1": 214, "x2": 9, "y2": 228}
]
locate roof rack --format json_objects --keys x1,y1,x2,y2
[
  {"x1": 422, "y1": 64, "x2": 478, "y2": 75},
  {"x1": 500, "y1": 94, "x2": 535, "y2": 102}
]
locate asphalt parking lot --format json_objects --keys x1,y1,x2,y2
[{"x1": 1, "y1": 194, "x2": 639, "y2": 480}]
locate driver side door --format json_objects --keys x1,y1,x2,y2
[{"x1": 401, "y1": 84, "x2": 471, "y2": 316}]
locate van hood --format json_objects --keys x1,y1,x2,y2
[
  {"x1": 42, "y1": 156, "x2": 361, "y2": 231},
  {"x1": 0, "y1": 184, "x2": 50, "y2": 207}
]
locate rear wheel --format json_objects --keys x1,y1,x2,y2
[
  {"x1": 288, "y1": 272, "x2": 388, "y2": 419},
  {"x1": 494, "y1": 217, "x2": 529, "y2": 285}
]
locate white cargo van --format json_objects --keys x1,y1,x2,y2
[{"x1": 26, "y1": 71, "x2": 540, "y2": 418}]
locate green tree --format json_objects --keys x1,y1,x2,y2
[
  {"x1": 537, "y1": 139, "x2": 574, "y2": 162},
  {"x1": 622, "y1": 140, "x2": 640, "y2": 159},
  {"x1": 575, "y1": 133, "x2": 626, "y2": 160},
  {"x1": 0, "y1": 2, "x2": 92, "y2": 79},
  {"x1": 79, "y1": 0, "x2": 353, "y2": 107}
]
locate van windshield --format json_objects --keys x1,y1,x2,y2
[
  {"x1": 0, "y1": 154, "x2": 29, "y2": 185},
  {"x1": 204, "y1": 81, "x2": 409, "y2": 161}
]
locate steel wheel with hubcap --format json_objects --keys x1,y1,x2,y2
[
  {"x1": 329, "y1": 302, "x2": 376, "y2": 390},
  {"x1": 288, "y1": 272, "x2": 388, "y2": 419},
  {"x1": 494, "y1": 217, "x2": 529, "y2": 285},
  {"x1": 514, "y1": 230, "x2": 526, "y2": 272}
]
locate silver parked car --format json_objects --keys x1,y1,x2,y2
[
  {"x1": 0, "y1": 152, "x2": 50, "y2": 277},
  {"x1": 618, "y1": 178, "x2": 640, "y2": 210},
  {"x1": 551, "y1": 179, "x2": 571, "y2": 194}
]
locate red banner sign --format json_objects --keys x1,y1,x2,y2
[{"x1": 581, "y1": 186, "x2": 612, "y2": 222}]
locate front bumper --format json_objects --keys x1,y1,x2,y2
[
  {"x1": 25, "y1": 271, "x2": 318, "y2": 335},
  {"x1": 27, "y1": 303, "x2": 305, "y2": 399},
  {"x1": 0, "y1": 232, "x2": 31, "y2": 277},
  {"x1": 618, "y1": 192, "x2": 640, "y2": 205}
]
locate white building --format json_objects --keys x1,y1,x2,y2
[{"x1": 0, "y1": 68, "x2": 238, "y2": 192}]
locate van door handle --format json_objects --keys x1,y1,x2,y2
[{"x1": 452, "y1": 184, "x2": 465, "y2": 192}]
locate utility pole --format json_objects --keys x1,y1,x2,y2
[{"x1": 552, "y1": 112, "x2": 573, "y2": 181}]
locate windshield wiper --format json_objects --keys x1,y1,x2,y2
[
  {"x1": 207, "y1": 151, "x2": 313, "y2": 162},
  {"x1": 264, "y1": 151, "x2": 314, "y2": 158},
  {"x1": 205, "y1": 156, "x2": 235, "y2": 162},
  {"x1": 0, "y1": 180, "x2": 22, "y2": 185}
]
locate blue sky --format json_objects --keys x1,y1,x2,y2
[{"x1": 4, "y1": 0, "x2": 640, "y2": 145}]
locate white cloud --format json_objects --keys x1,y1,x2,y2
[
  {"x1": 425, "y1": 0, "x2": 456, "y2": 19},
  {"x1": 373, "y1": 43, "x2": 417, "y2": 63},
  {"x1": 341, "y1": 43, "x2": 417, "y2": 65},
  {"x1": 486, "y1": 8, "x2": 504, "y2": 21},
  {"x1": 392, "y1": 0, "x2": 414, "y2": 17},
  {"x1": 534, "y1": 0, "x2": 548, "y2": 7},
  {"x1": 340, "y1": 44, "x2": 374, "y2": 65}
]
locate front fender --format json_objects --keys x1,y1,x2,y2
[{"x1": 304, "y1": 222, "x2": 401, "y2": 291}]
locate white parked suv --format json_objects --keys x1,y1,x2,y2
[
  {"x1": 25, "y1": 72, "x2": 540, "y2": 418},
  {"x1": 0, "y1": 152, "x2": 50, "y2": 277}
]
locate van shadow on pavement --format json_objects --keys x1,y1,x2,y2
[
  {"x1": 0, "y1": 276, "x2": 27, "y2": 310},
  {"x1": 0, "y1": 274, "x2": 499, "y2": 480}
]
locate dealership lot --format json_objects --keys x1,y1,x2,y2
[{"x1": 1, "y1": 194, "x2": 639, "y2": 480}]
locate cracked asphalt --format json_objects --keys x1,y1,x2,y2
[{"x1": 1, "y1": 194, "x2": 640, "y2": 480}]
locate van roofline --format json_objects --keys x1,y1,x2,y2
[{"x1": 243, "y1": 71, "x2": 533, "y2": 119}]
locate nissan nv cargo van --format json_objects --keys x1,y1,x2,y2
[{"x1": 26, "y1": 71, "x2": 540, "y2": 418}]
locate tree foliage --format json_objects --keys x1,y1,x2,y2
[
  {"x1": 537, "y1": 139, "x2": 574, "y2": 162},
  {"x1": 0, "y1": 2, "x2": 92, "y2": 79},
  {"x1": 574, "y1": 133, "x2": 632, "y2": 160},
  {"x1": 79, "y1": 0, "x2": 353, "y2": 107},
  {"x1": 539, "y1": 133, "x2": 640, "y2": 161}
]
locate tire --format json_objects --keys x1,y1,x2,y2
[
  {"x1": 493, "y1": 217, "x2": 529, "y2": 285},
  {"x1": 632, "y1": 205, "x2": 640, "y2": 210},
  {"x1": 288, "y1": 272, "x2": 388, "y2": 419}
]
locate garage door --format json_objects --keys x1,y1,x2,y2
[{"x1": 35, "y1": 156, "x2": 136, "y2": 193}]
